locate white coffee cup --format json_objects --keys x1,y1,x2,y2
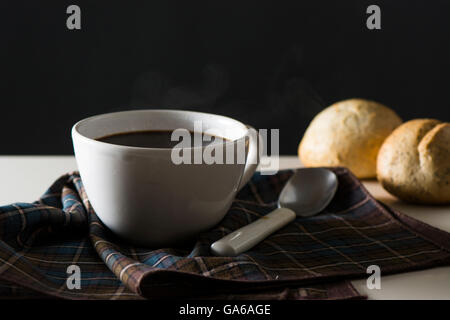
[{"x1": 72, "y1": 109, "x2": 258, "y2": 246}]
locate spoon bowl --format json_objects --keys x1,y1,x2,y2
[{"x1": 279, "y1": 168, "x2": 338, "y2": 216}]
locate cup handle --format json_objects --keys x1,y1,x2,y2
[{"x1": 237, "y1": 125, "x2": 260, "y2": 191}]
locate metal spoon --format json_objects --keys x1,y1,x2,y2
[{"x1": 210, "y1": 168, "x2": 338, "y2": 256}]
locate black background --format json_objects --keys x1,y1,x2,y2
[{"x1": 2, "y1": 0, "x2": 450, "y2": 155}]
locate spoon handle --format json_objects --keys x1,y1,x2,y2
[{"x1": 210, "y1": 208, "x2": 296, "y2": 256}]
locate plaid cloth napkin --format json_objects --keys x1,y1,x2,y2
[{"x1": 1, "y1": 168, "x2": 449, "y2": 300}]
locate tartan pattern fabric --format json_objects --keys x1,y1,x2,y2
[{"x1": 0, "y1": 168, "x2": 449, "y2": 299}]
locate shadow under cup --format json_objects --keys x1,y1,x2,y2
[{"x1": 71, "y1": 109, "x2": 257, "y2": 247}]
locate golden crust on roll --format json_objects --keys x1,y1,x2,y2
[
  {"x1": 298, "y1": 98, "x2": 402, "y2": 178},
  {"x1": 377, "y1": 119, "x2": 450, "y2": 204}
]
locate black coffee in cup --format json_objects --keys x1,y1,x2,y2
[{"x1": 97, "y1": 130, "x2": 227, "y2": 148}]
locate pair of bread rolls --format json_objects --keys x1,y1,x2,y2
[{"x1": 299, "y1": 98, "x2": 450, "y2": 204}]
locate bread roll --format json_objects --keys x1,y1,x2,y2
[
  {"x1": 377, "y1": 119, "x2": 450, "y2": 204},
  {"x1": 298, "y1": 99, "x2": 402, "y2": 178}
]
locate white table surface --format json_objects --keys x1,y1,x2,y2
[{"x1": 0, "y1": 155, "x2": 449, "y2": 299}]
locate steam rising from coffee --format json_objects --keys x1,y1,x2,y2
[{"x1": 130, "y1": 46, "x2": 325, "y2": 155}]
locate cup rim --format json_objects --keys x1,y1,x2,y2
[{"x1": 72, "y1": 109, "x2": 249, "y2": 152}]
